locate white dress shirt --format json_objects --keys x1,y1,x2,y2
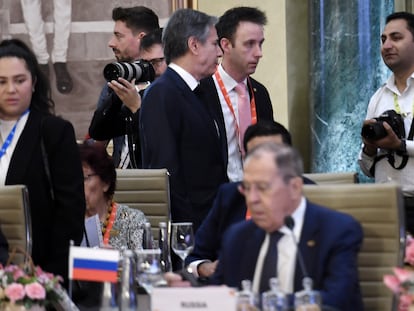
[
  {"x1": 252, "y1": 197, "x2": 306, "y2": 294},
  {"x1": 358, "y1": 73, "x2": 414, "y2": 196},
  {"x1": 0, "y1": 112, "x2": 30, "y2": 185},
  {"x1": 213, "y1": 64, "x2": 247, "y2": 182},
  {"x1": 169, "y1": 63, "x2": 199, "y2": 91}
]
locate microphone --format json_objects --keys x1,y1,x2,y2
[{"x1": 284, "y1": 215, "x2": 309, "y2": 279}]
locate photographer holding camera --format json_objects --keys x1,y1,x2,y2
[
  {"x1": 359, "y1": 12, "x2": 414, "y2": 234},
  {"x1": 88, "y1": 6, "x2": 159, "y2": 168}
]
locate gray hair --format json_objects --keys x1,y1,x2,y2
[
  {"x1": 245, "y1": 142, "x2": 304, "y2": 184},
  {"x1": 162, "y1": 9, "x2": 217, "y2": 64}
]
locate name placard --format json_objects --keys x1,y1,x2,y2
[{"x1": 151, "y1": 286, "x2": 237, "y2": 311}]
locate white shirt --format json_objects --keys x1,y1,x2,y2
[
  {"x1": 252, "y1": 197, "x2": 306, "y2": 294},
  {"x1": 213, "y1": 64, "x2": 247, "y2": 182},
  {"x1": 118, "y1": 135, "x2": 130, "y2": 169},
  {"x1": 169, "y1": 63, "x2": 199, "y2": 91},
  {"x1": 358, "y1": 73, "x2": 414, "y2": 196},
  {"x1": 0, "y1": 112, "x2": 30, "y2": 185}
]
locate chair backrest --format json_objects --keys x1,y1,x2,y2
[
  {"x1": 303, "y1": 183, "x2": 404, "y2": 311},
  {"x1": 114, "y1": 169, "x2": 171, "y2": 240},
  {"x1": 303, "y1": 172, "x2": 358, "y2": 184},
  {"x1": 0, "y1": 185, "x2": 32, "y2": 265}
]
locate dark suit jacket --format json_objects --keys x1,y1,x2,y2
[
  {"x1": 0, "y1": 228, "x2": 8, "y2": 265},
  {"x1": 199, "y1": 76, "x2": 274, "y2": 167},
  {"x1": 186, "y1": 178, "x2": 316, "y2": 266},
  {"x1": 5, "y1": 110, "x2": 85, "y2": 286},
  {"x1": 210, "y1": 201, "x2": 364, "y2": 311},
  {"x1": 139, "y1": 67, "x2": 228, "y2": 232}
]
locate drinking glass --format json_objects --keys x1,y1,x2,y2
[
  {"x1": 171, "y1": 222, "x2": 194, "y2": 269},
  {"x1": 135, "y1": 249, "x2": 164, "y2": 295}
]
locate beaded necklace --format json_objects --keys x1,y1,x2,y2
[{"x1": 102, "y1": 202, "x2": 117, "y2": 246}]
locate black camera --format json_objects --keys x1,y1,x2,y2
[
  {"x1": 361, "y1": 109, "x2": 405, "y2": 140},
  {"x1": 103, "y1": 59, "x2": 155, "y2": 84}
]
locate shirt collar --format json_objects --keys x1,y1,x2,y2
[
  {"x1": 169, "y1": 63, "x2": 199, "y2": 91},
  {"x1": 279, "y1": 196, "x2": 306, "y2": 241},
  {"x1": 386, "y1": 72, "x2": 414, "y2": 94},
  {"x1": 217, "y1": 63, "x2": 247, "y2": 91}
]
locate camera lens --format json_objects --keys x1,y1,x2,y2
[
  {"x1": 103, "y1": 60, "x2": 155, "y2": 84},
  {"x1": 103, "y1": 62, "x2": 127, "y2": 81}
]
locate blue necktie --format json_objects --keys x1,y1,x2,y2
[{"x1": 259, "y1": 231, "x2": 283, "y2": 293}]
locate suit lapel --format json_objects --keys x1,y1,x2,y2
[
  {"x1": 6, "y1": 111, "x2": 42, "y2": 185},
  {"x1": 239, "y1": 223, "x2": 266, "y2": 281},
  {"x1": 166, "y1": 68, "x2": 223, "y2": 150},
  {"x1": 199, "y1": 77, "x2": 228, "y2": 165}
]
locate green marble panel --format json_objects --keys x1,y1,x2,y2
[{"x1": 310, "y1": 0, "x2": 393, "y2": 182}]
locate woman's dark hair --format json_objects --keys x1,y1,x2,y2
[
  {"x1": 0, "y1": 38, "x2": 54, "y2": 114},
  {"x1": 79, "y1": 141, "x2": 116, "y2": 201}
]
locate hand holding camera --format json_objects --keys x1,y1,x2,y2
[
  {"x1": 103, "y1": 60, "x2": 155, "y2": 114},
  {"x1": 361, "y1": 110, "x2": 405, "y2": 153},
  {"x1": 107, "y1": 77, "x2": 142, "y2": 113}
]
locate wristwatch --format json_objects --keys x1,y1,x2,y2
[{"x1": 396, "y1": 139, "x2": 407, "y2": 156}]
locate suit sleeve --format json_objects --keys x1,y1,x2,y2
[
  {"x1": 43, "y1": 118, "x2": 86, "y2": 280},
  {"x1": 89, "y1": 84, "x2": 139, "y2": 140},
  {"x1": 185, "y1": 187, "x2": 224, "y2": 265},
  {"x1": 318, "y1": 216, "x2": 363, "y2": 310},
  {"x1": 139, "y1": 83, "x2": 192, "y2": 220},
  {"x1": 0, "y1": 228, "x2": 8, "y2": 265}
]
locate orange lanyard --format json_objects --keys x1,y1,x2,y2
[
  {"x1": 214, "y1": 71, "x2": 257, "y2": 144},
  {"x1": 245, "y1": 208, "x2": 251, "y2": 220},
  {"x1": 103, "y1": 202, "x2": 117, "y2": 245}
]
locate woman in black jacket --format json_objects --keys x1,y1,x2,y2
[{"x1": 0, "y1": 39, "x2": 85, "y2": 287}]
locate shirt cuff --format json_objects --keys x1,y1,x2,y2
[{"x1": 189, "y1": 259, "x2": 210, "y2": 277}]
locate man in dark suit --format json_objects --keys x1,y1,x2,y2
[
  {"x1": 199, "y1": 7, "x2": 274, "y2": 183},
  {"x1": 186, "y1": 120, "x2": 315, "y2": 278},
  {"x1": 139, "y1": 9, "x2": 227, "y2": 233},
  {"x1": 210, "y1": 143, "x2": 363, "y2": 311}
]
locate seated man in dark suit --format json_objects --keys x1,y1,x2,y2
[
  {"x1": 186, "y1": 120, "x2": 315, "y2": 278},
  {"x1": 210, "y1": 143, "x2": 363, "y2": 311}
]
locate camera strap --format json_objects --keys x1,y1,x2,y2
[{"x1": 370, "y1": 118, "x2": 414, "y2": 175}]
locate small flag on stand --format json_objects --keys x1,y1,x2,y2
[{"x1": 69, "y1": 246, "x2": 120, "y2": 283}]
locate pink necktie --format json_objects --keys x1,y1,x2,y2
[{"x1": 234, "y1": 82, "x2": 251, "y2": 155}]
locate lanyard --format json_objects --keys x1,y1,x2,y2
[
  {"x1": 102, "y1": 202, "x2": 118, "y2": 246},
  {"x1": 0, "y1": 109, "x2": 30, "y2": 159},
  {"x1": 393, "y1": 93, "x2": 414, "y2": 118},
  {"x1": 214, "y1": 71, "x2": 257, "y2": 148}
]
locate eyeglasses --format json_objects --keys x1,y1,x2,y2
[
  {"x1": 147, "y1": 57, "x2": 165, "y2": 67},
  {"x1": 239, "y1": 182, "x2": 273, "y2": 195},
  {"x1": 83, "y1": 173, "x2": 98, "y2": 181}
]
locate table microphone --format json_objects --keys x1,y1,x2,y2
[{"x1": 284, "y1": 215, "x2": 309, "y2": 279}]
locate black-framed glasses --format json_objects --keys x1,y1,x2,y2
[
  {"x1": 147, "y1": 57, "x2": 165, "y2": 67},
  {"x1": 83, "y1": 173, "x2": 98, "y2": 181}
]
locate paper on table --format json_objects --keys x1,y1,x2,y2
[{"x1": 81, "y1": 214, "x2": 103, "y2": 247}]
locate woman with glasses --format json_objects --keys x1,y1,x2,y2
[{"x1": 79, "y1": 141, "x2": 147, "y2": 250}]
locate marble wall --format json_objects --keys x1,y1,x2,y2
[{"x1": 310, "y1": 0, "x2": 394, "y2": 181}]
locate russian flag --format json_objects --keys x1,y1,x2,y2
[{"x1": 69, "y1": 246, "x2": 120, "y2": 283}]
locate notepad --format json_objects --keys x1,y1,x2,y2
[{"x1": 81, "y1": 214, "x2": 103, "y2": 247}]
